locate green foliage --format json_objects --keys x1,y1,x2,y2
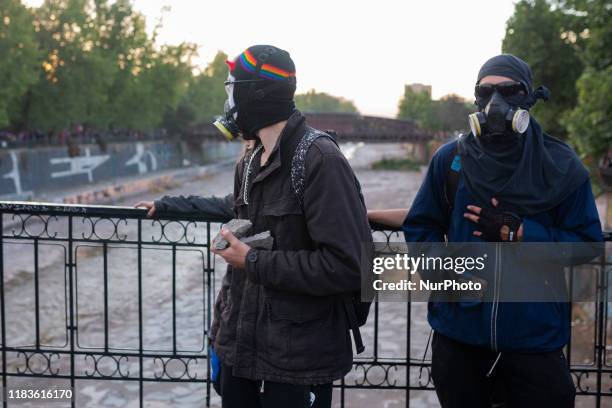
[
  {"x1": 397, "y1": 86, "x2": 435, "y2": 129},
  {"x1": 371, "y1": 157, "x2": 422, "y2": 171},
  {"x1": 2, "y1": 0, "x2": 198, "y2": 132},
  {"x1": 555, "y1": 0, "x2": 612, "y2": 70},
  {"x1": 560, "y1": 0, "x2": 611, "y2": 162},
  {"x1": 397, "y1": 87, "x2": 472, "y2": 132},
  {"x1": 431, "y1": 94, "x2": 473, "y2": 133},
  {"x1": 1, "y1": 2, "x2": 368, "y2": 134},
  {"x1": 502, "y1": 0, "x2": 611, "y2": 162},
  {"x1": 27, "y1": 0, "x2": 116, "y2": 130},
  {"x1": 163, "y1": 51, "x2": 228, "y2": 133},
  {"x1": 502, "y1": 0, "x2": 583, "y2": 138},
  {"x1": 564, "y1": 66, "x2": 612, "y2": 161},
  {"x1": 295, "y1": 89, "x2": 358, "y2": 113},
  {"x1": 0, "y1": 0, "x2": 40, "y2": 127}
]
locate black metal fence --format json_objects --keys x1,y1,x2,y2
[{"x1": 0, "y1": 202, "x2": 610, "y2": 407}]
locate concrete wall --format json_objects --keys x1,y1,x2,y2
[{"x1": 0, "y1": 140, "x2": 242, "y2": 200}]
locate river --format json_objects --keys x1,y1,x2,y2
[{"x1": 1, "y1": 142, "x2": 604, "y2": 407}]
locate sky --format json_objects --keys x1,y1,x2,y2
[{"x1": 23, "y1": 0, "x2": 518, "y2": 117}]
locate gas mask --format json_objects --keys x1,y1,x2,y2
[
  {"x1": 468, "y1": 81, "x2": 530, "y2": 137},
  {"x1": 213, "y1": 74, "x2": 244, "y2": 141}
]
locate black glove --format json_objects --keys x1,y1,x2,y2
[{"x1": 477, "y1": 207, "x2": 522, "y2": 242}]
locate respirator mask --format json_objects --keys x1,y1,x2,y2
[
  {"x1": 468, "y1": 81, "x2": 530, "y2": 137},
  {"x1": 213, "y1": 74, "x2": 261, "y2": 141},
  {"x1": 213, "y1": 102, "x2": 242, "y2": 141}
]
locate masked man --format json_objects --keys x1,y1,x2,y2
[
  {"x1": 138, "y1": 45, "x2": 372, "y2": 408},
  {"x1": 368, "y1": 54, "x2": 602, "y2": 407}
]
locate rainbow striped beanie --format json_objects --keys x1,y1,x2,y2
[{"x1": 229, "y1": 45, "x2": 296, "y2": 82}]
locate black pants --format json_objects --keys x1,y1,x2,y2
[
  {"x1": 219, "y1": 364, "x2": 333, "y2": 408},
  {"x1": 431, "y1": 332, "x2": 575, "y2": 408}
]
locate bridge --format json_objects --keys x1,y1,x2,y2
[
  {"x1": 189, "y1": 112, "x2": 433, "y2": 143},
  {"x1": 0, "y1": 113, "x2": 434, "y2": 201}
]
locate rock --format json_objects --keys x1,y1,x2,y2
[
  {"x1": 240, "y1": 231, "x2": 274, "y2": 250},
  {"x1": 213, "y1": 219, "x2": 252, "y2": 250}
]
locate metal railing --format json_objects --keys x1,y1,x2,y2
[{"x1": 0, "y1": 202, "x2": 609, "y2": 407}]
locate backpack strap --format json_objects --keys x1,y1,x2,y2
[
  {"x1": 343, "y1": 296, "x2": 365, "y2": 354},
  {"x1": 291, "y1": 127, "x2": 366, "y2": 208},
  {"x1": 444, "y1": 144, "x2": 461, "y2": 213},
  {"x1": 290, "y1": 127, "x2": 338, "y2": 205},
  {"x1": 290, "y1": 126, "x2": 366, "y2": 354}
]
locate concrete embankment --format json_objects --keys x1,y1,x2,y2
[{"x1": 0, "y1": 139, "x2": 242, "y2": 203}]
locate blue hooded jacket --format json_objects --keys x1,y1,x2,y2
[{"x1": 402, "y1": 139, "x2": 603, "y2": 352}]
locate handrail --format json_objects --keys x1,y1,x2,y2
[{"x1": 0, "y1": 200, "x2": 229, "y2": 222}]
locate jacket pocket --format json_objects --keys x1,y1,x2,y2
[
  {"x1": 264, "y1": 295, "x2": 336, "y2": 370},
  {"x1": 498, "y1": 302, "x2": 565, "y2": 351},
  {"x1": 261, "y1": 197, "x2": 303, "y2": 216},
  {"x1": 267, "y1": 294, "x2": 331, "y2": 322},
  {"x1": 260, "y1": 197, "x2": 308, "y2": 250}
]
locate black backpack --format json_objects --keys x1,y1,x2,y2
[{"x1": 290, "y1": 127, "x2": 370, "y2": 354}]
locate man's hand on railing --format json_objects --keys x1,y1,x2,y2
[
  {"x1": 211, "y1": 227, "x2": 251, "y2": 269},
  {"x1": 134, "y1": 201, "x2": 156, "y2": 218},
  {"x1": 367, "y1": 209, "x2": 409, "y2": 229}
]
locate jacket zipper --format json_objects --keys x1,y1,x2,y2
[{"x1": 238, "y1": 144, "x2": 263, "y2": 380}]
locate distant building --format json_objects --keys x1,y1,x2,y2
[{"x1": 408, "y1": 83, "x2": 432, "y2": 96}]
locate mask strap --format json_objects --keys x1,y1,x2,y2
[
  {"x1": 252, "y1": 77, "x2": 296, "y2": 101},
  {"x1": 246, "y1": 47, "x2": 277, "y2": 100},
  {"x1": 522, "y1": 85, "x2": 550, "y2": 109},
  {"x1": 226, "y1": 104, "x2": 238, "y2": 119},
  {"x1": 254, "y1": 50, "x2": 295, "y2": 100}
]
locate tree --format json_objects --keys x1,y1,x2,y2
[
  {"x1": 163, "y1": 51, "x2": 228, "y2": 133},
  {"x1": 397, "y1": 88, "x2": 473, "y2": 132},
  {"x1": 15, "y1": 0, "x2": 196, "y2": 132},
  {"x1": 0, "y1": 0, "x2": 41, "y2": 128},
  {"x1": 397, "y1": 85, "x2": 435, "y2": 129},
  {"x1": 295, "y1": 89, "x2": 358, "y2": 113},
  {"x1": 502, "y1": 0, "x2": 584, "y2": 139},
  {"x1": 564, "y1": 66, "x2": 612, "y2": 161},
  {"x1": 432, "y1": 94, "x2": 473, "y2": 133},
  {"x1": 560, "y1": 0, "x2": 612, "y2": 162},
  {"x1": 94, "y1": 0, "x2": 196, "y2": 131},
  {"x1": 25, "y1": 0, "x2": 117, "y2": 131}
]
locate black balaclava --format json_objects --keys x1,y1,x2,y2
[
  {"x1": 226, "y1": 45, "x2": 296, "y2": 140},
  {"x1": 458, "y1": 54, "x2": 588, "y2": 216}
]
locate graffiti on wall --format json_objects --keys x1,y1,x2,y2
[
  {"x1": 0, "y1": 141, "x2": 241, "y2": 198},
  {"x1": 0, "y1": 142, "x2": 179, "y2": 197},
  {"x1": 50, "y1": 148, "x2": 111, "y2": 182},
  {"x1": 2, "y1": 152, "x2": 32, "y2": 197}
]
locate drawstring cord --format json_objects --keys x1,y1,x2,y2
[
  {"x1": 418, "y1": 329, "x2": 434, "y2": 383},
  {"x1": 486, "y1": 352, "x2": 502, "y2": 378},
  {"x1": 423, "y1": 330, "x2": 501, "y2": 380},
  {"x1": 259, "y1": 379, "x2": 265, "y2": 393},
  {"x1": 308, "y1": 387, "x2": 316, "y2": 407}
]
